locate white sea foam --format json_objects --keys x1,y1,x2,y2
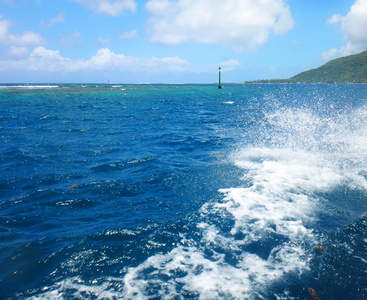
[
  {"x1": 120, "y1": 105, "x2": 366, "y2": 298},
  {"x1": 31, "y1": 147, "x2": 327, "y2": 299},
  {"x1": 0, "y1": 85, "x2": 59, "y2": 89},
  {"x1": 29, "y1": 104, "x2": 367, "y2": 299}
]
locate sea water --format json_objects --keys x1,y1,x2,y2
[{"x1": 0, "y1": 84, "x2": 366, "y2": 299}]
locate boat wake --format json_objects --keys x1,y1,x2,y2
[{"x1": 27, "y1": 103, "x2": 367, "y2": 299}]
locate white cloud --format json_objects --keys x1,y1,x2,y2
[
  {"x1": 31, "y1": 47, "x2": 64, "y2": 60},
  {"x1": 87, "y1": 48, "x2": 129, "y2": 69},
  {"x1": 145, "y1": 0, "x2": 294, "y2": 52},
  {"x1": 0, "y1": 16, "x2": 45, "y2": 46},
  {"x1": 327, "y1": 14, "x2": 343, "y2": 25},
  {"x1": 73, "y1": 0, "x2": 137, "y2": 16},
  {"x1": 28, "y1": 47, "x2": 72, "y2": 72},
  {"x1": 328, "y1": 0, "x2": 367, "y2": 56},
  {"x1": 160, "y1": 56, "x2": 190, "y2": 64},
  {"x1": 8, "y1": 46, "x2": 29, "y2": 58},
  {"x1": 220, "y1": 59, "x2": 242, "y2": 66},
  {"x1": 119, "y1": 30, "x2": 138, "y2": 40},
  {"x1": 320, "y1": 48, "x2": 338, "y2": 61},
  {"x1": 81, "y1": 48, "x2": 191, "y2": 72},
  {"x1": 40, "y1": 12, "x2": 65, "y2": 26},
  {"x1": 0, "y1": 47, "x2": 192, "y2": 74},
  {"x1": 220, "y1": 59, "x2": 242, "y2": 71}
]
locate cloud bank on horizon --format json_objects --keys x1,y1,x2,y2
[{"x1": 0, "y1": 0, "x2": 366, "y2": 82}]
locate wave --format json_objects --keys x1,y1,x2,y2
[
  {"x1": 0, "y1": 85, "x2": 59, "y2": 89},
  {"x1": 25, "y1": 98, "x2": 367, "y2": 299},
  {"x1": 27, "y1": 147, "x2": 332, "y2": 299}
]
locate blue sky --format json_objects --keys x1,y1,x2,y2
[{"x1": 0, "y1": 0, "x2": 366, "y2": 83}]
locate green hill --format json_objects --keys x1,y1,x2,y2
[{"x1": 247, "y1": 50, "x2": 367, "y2": 83}]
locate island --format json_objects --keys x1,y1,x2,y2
[{"x1": 246, "y1": 50, "x2": 367, "y2": 84}]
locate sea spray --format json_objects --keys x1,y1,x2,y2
[{"x1": 2, "y1": 84, "x2": 366, "y2": 299}]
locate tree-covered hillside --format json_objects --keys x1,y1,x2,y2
[{"x1": 247, "y1": 50, "x2": 367, "y2": 83}]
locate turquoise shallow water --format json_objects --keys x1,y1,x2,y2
[{"x1": 0, "y1": 84, "x2": 367, "y2": 299}]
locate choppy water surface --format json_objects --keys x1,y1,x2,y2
[{"x1": 0, "y1": 84, "x2": 366, "y2": 299}]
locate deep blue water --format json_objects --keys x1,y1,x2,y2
[{"x1": 0, "y1": 84, "x2": 367, "y2": 299}]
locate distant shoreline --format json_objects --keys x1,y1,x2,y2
[
  {"x1": 246, "y1": 50, "x2": 367, "y2": 84},
  {"x1": 1, "y1": 82, "x2": 367, "y2": 87}
]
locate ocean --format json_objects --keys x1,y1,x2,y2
[{"x1": 0, "y1": 83, "x2": 366, "y2": 299}]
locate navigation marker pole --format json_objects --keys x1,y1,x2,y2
[{"x1": 218, "y1": 67, "x2": 222, "y2": 89}]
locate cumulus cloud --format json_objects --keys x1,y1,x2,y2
[
  {"x1": 328, "y1": 0, "x2": 367, "y2": 56},
  {"x1": 40, "y1": 12, "x2": 65, "y2": 26},
  {"x1": 28, "y1": 47, "x2": 72, "y2": 71},
  {"x1": 78, "y1": 48, "x2": 191, "y2": 72},
  {"x1": 145, "y1": 0, "x2": 294, "y2": 52},
  {"x1": 0, "y1": 46, "x2": 67, "y2": 73},
  {"x1": 73, "y1": 0, "x2": 137, "y2": 16},
  {"x1": 0, "y1": 47, "x2": 191, "y2": 74},
  {"x1": 0, "y1": 16, "x2": 45, "y2": 46}
]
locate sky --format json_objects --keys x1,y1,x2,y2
[{"x1": 0, "y1": 0, "x2": 366, "y2": 83}]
